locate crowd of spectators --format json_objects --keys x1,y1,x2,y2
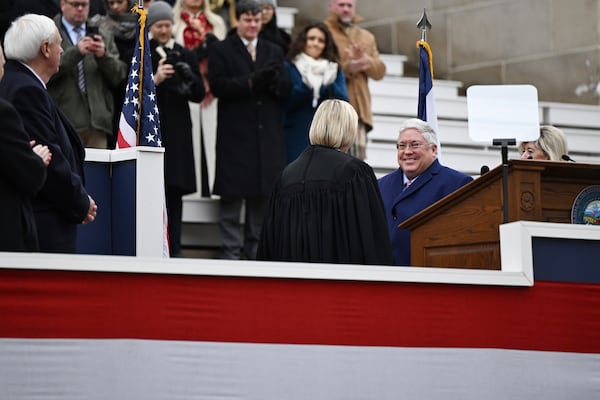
[{"x1": 0, "y1": 0, "x2": 573, "y2": 264}]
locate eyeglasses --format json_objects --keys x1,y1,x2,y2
[
  {"x1": 65, "y1": 1, "x2": 90, "y2": 8},
  {"x1": 396, "y1": 141, "x2": 426, "y2": 151}
]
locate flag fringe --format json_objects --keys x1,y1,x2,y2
[{"x1": 416, "y1": 40, "x2": 434, "y2": 80}]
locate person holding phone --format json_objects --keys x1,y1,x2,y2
[{"x1": 47, "y1": 0, "x2": 127, "y2": 149}]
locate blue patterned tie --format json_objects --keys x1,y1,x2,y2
[{"x1": 74, "y1": 26, "x2": 86, "y2": 93}]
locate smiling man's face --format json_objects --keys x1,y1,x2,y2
[{"x1": 396, "y1": 128, "x2": 437, "y2": 179}]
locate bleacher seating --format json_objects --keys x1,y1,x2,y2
[{"x1": 367, "y1": 61, "x2": 600, "y2": 177}]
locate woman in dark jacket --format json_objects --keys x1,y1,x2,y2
[
  {"x1": 258, "y1": 0, "x2": 290, "y2": 55},
  {"x1": 95, "y1": 0, "x2": 138, "y2": 147},
  {"x1": 282, "y1": 22, "x2": 348, "y2": 163}
]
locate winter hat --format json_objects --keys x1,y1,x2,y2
[
  {"x1": 147, "y1": 1, "x2": 174, "y2": 27},
  {"x1": 260, "y1": 0, "x2": 277, "y2": 7}
]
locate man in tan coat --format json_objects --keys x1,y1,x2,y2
[{"x1": 325, "y1": 0, "x2": 385, "y2": 160}]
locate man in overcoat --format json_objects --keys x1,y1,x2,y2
[
  {"x1": 0, "y1": 14, "x2": 97, "y2": 253},
  {"x1": 378, "y1": 119, "x2": 472, "y2": 265},
  {"x1": 48, "y1": 0, "x2": 127, "y2": 149},
  {"x1": 208, "y1": 0, "x2": 290, "y2": 260},
  {"x1": 325, "y1": 0, "x2": 386, "y2": 160}
]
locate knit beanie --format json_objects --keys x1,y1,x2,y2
[
  {"x1": 147, "y1": 1, "x2": 174, "y2": 27},
  {"x1": 260, "y1": 0, "x2": 277, "y2": 7}
]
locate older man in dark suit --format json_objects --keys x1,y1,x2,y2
[
  {"x1": 0, "y1": 14, "x2": 97, "y2": 253},
  {"x1": 378, "y1": 118, "x2": 473, "y2": 266},
  {"x1": 208, "y1": 0, "x2": 290, "y2": 260}
]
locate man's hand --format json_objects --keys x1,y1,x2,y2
[
  {"x1": 82, "y1": 195, "x2": 98, "y2": 224},
  {"x1": 345, "y1": 44, "x2": 372, "y2": 74},
  {"x1": 78, "y1": 35, "x2": 105, "y2": 58},
  {"x1": 154, "y1": 58, "x2": 175, "y2": 85}
]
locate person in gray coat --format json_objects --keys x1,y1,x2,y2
[{"x1": 48, "y1": 0, "x2": 127, "y2": 149}]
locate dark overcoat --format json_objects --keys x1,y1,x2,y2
[
  {"x1": 0, "y1": 98, "x2": 47, "y2": 251},
  {"x1": 377, "y1": 159, "x2": 473, "y2": 265},
  {"x1": 150, "y1": 40, "x2": 205, "y2": 194},
  {"x1": 0, "y1": 60, "x2": 90, "y2": 253},
  {"x1": 207, "y1": 34, "x2": 291, "y2": 197}
]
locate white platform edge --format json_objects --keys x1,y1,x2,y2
[
  {"x1": 499, "y1": 221, "x2": 600, "y2": 286},
  {"x1": 10, "y1": 220, "x2": 594, "y2": 288},
  {"x1": 0, "y1": 252, "x2": 527, "y2": 287},
  {"x1": 8, "y1": 222, "x2": 594, "y2": 287}
]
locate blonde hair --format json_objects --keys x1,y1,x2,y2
[
  {"x1": 309, "y1": 99, "x2": 358, "y2": 151},
  {"x1": 519, "y1": 125, "x2": 568, "y2": 161}
]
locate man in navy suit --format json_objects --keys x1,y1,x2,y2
[
  {"x1": 378, "y1": 118, "x2": 473, "y2": 265},
  {"x1": 0, "y1": 13, "x2": 97, "y2": 253},
  {"x1": 208, "y1": 0, "x2": 290, "y2": 260}
]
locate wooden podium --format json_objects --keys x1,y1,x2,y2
[{"x1": 399, "y1": 160, "x2": 599, "y2": 270}]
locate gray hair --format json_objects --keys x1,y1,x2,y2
[
  {"x1": 309, "y1": 99, "x2": 358, "y2": 150},
  {"x1": 4, "y1": 14, "x2": 58, "y2": 62},
  {"x1": 397, "y1": 118, "x2": 438, "y2": 146}
]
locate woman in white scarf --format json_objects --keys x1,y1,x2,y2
[{"x1": 283, "y1": 22, "x2": 349, "y2": 163}]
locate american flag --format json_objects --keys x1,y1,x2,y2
[
  {"x1": 116, "y1": 4, "x2": 169, "y2": 257},
  {"x1": 116, "y1": 5, "x2": 161, "y2": 148}
]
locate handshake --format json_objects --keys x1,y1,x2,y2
[{"x1": 251, "y1": 62, "x2": 281, "y2": 95}]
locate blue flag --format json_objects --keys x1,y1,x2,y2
[{"x1": 417, "y1": 40, "x2": 441, "y2": 155}]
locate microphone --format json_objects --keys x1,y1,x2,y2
[
  {"x1": 480, "y1": 165, "x2": 489, "y2": 175},
  {"x1": 561, "y1": 154, "x2": 575, "y2": 162}
]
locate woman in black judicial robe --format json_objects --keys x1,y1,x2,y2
[{"x1": 257, "y1": 99, "x2": 393, "y2": 265}]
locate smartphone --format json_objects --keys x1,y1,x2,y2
[{"x1": 86, "y1": 26, "x2": 99, "y2": 38}]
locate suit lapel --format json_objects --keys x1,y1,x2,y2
[
  {"x1": 233, "y1": 36, "x2": 255, "y2": 68},
  {"x1": 391, "y1": 167, "x2": 434, "y2": 207}
]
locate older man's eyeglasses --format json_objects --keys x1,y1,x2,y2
[
  {"x1": 65, "y1": 1, "x2": 90, "y2": 8},
  {"x1": 396, "y1": 141, "x2": 426, "y2": 151}
]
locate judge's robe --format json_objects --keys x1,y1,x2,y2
[{"x1": 257, "y1": 145, "x2": 394, "y2": 265}]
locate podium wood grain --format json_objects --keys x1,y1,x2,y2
[{"x1": 399, "y1": 160, "x2": 599, "y2": 269}]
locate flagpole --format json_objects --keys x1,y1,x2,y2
[
  {"x1": 135, "y1": 0, "x2": 148, "y2": 145},
  {"x1": 417, "y1": 8, "x2": 431, "y2": 42},
  {"x1": 416, "y1": 8, "x2": 440, "y2": 160}
]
